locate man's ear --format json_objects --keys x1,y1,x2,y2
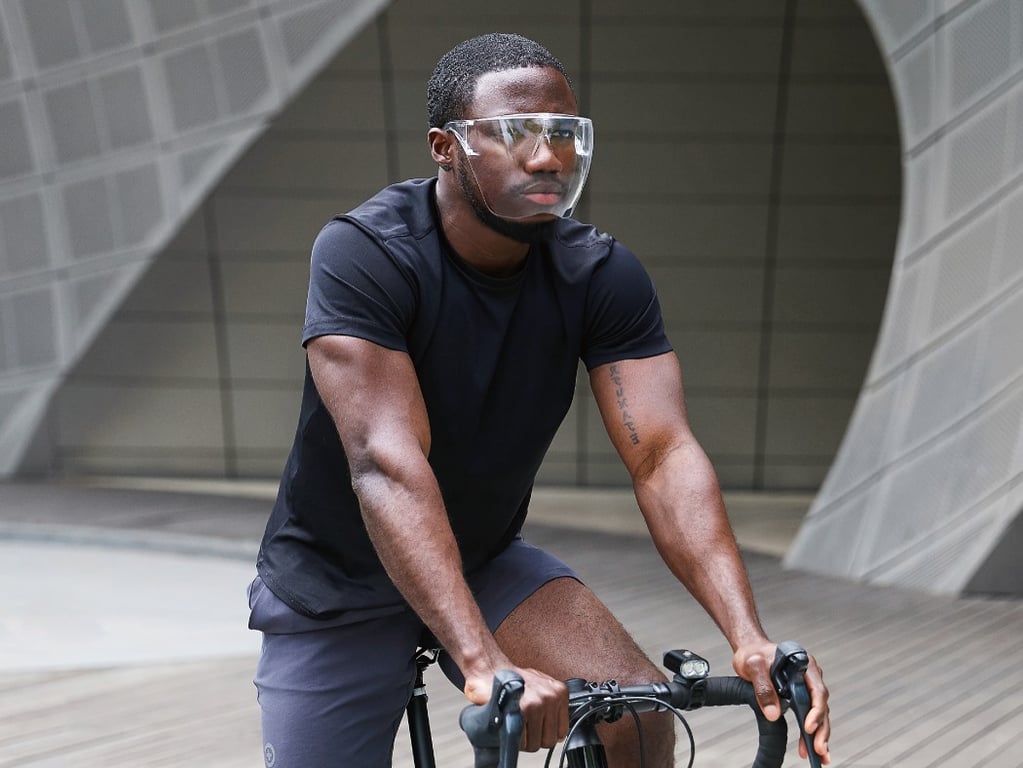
[{"x1": 428, "y1": 128, "x2": 454, "y2": 171}]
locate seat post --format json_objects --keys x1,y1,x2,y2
[{"x1": 406, "y1": 647, "x2": 439, "y2": 768}]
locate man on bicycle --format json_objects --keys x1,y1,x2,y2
[{"x1": 250, "y1": 32, "x2": 831, "y2": 767}]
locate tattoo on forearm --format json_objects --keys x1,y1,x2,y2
[{"x1": 609, "y1": 364, "x2": 640, "y2": 445}]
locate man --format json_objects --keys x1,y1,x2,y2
[{"x1": 250, "y1": 32, "x2": 831, "y2": 767}]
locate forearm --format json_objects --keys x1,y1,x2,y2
[
  {"x1": 635, "y1": 443, "x2": 767, "y2": 650},
  {"x1": 352, "y1": 463, "x2": 506, "y2": 674}
]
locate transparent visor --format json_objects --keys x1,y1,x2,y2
[{"x1": 444, "y1": 113, "x2": 594, "y2": 219}]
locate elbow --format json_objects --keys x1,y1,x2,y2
[
  {"x1": 632, "y1": 435, "x2": 718, "y2": 497},
  {"x1": 346, "y1": 442, "x2": 393, "y2": 496},
  {"x1": 631, "y1": 438, "x2": 684, "y2": 487},
  {"x1": 345, "y1": 435, "x2": 427, "y2": 502}
]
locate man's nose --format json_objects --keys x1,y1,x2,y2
[{"x1": 524, "y1": 134, "x2": 563, "y2": 172}]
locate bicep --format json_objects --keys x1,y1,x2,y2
[
  {"x1": 307, "y1": 334, "x2": 430, "y2": 474},
  {"x1": 589, "y1": 352, "x2": 696, "y2": 480}
]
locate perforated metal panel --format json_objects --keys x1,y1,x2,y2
[
  {"x1": 949, "y1": 0, "x2": 1012, "y2": 111},
  {"x1": 0, "y1": 193, "x2": 48, "y2": 275}
]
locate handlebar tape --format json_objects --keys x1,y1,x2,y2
[{"x1": 701, "y1": 677, "x2": 788, "y2": 768}]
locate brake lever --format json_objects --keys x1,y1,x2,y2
[
  {"x1": 497, "y1": 678, "x2": 523, "y2": 768},
  {"x1": 459, "y1": 670, "x2": 524, "y2": 768},
  {"x1": 771, "y1": 641, "x2": 822, "y2": 768}
]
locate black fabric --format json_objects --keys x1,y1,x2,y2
[{"x1": 257, "y1": 177, "x2": 671, "y2": 618}]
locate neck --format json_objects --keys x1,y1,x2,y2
[{"x1": 436, "y1": 180, "x2": 530, "y2": 278}]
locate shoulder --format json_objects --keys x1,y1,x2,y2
[
  {"x1": 550, "y1": 217, "x2": 614, "y2": 254},
  {"x1": 342, "y1": 178, "x2": 438, "y2": 241},
  {"x1": 309, "y1": 218, "x2": 385, "y2": 275},
  {"x1": 546, "y1": 218, "x2": 650, "y2": 285},
  {"x1": 311, "y1": 179, "x2": 441, "y2": 275}
]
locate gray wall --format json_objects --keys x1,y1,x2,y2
[{"x1": 36, "y1": 0, "x2": 900, "y2": 490}]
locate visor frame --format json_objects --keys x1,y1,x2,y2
[
  {"x1": 442, "y1": 112, "x2": 594, "y2": 220},
  {"x1": 443, "y1": 113, "x2": 593, "y2": 159}
]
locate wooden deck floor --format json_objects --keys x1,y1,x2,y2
[{"x1": 2, "y1": 483, "x2": 1022, "y2": 767}]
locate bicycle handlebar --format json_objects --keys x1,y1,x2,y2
[
  {"x1": 691, "y1": 677, "x2": 787, "y2": 768},
  {"x1": 563, "y1": 675, "x2": 786, "y2": 768},
  {"x1": 460, "y1": 642, "x2": 821, "y2": 768}
]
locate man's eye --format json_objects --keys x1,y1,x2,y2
[
  {"x1": 518, "y1": 120, "x2": 543, "y2": 137},
  {"x1": 550, "y1": 128, "x2": 575, "y2": 141}
]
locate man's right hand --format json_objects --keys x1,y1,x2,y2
[{"x1": 464, "y1": 665, "x2": 569, "y2": 752}]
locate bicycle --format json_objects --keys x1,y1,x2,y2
[{"x1": 405, "y1": 640, "x2": 822, "y2": 768}]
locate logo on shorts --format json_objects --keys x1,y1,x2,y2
[{"x1": 263, "y1": 742, "x2": 276, "y2": 767}]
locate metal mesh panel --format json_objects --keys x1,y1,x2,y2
[
  {"x1": 162, "y1": 43, "x2": 219, "y2": 131},
  {"x1": 928, "y1": 209, "x2": 997, "y2": 332},
  {"x1": 279, "y1": 1, "x2": 345, "y2": 66},
  {"x1": 0, "y1": 98, "x2": 32, "y2": 179},
  {"x1": 79, "y1": 0, "x2": 134, "y2": 54},
  {"x1": 979, "y1": 290, "x2": 1023, "y2": 392},
  {"x1": 896, "y1": 42, "x2": 935, "y2": 146},
  {"x1": 61, "y1": 178, "x2": 114, "y2": 258},
  {"x1": 0, "y1": 10, "x2": 12, "y2": 82},
  {"x1": 44, "y1": 81, "x2": 102, "y2": 163},
  {"x1": 901, "y1": 328, "x2": 982, "y2": 446},
  {"x1": 873, "y1": 264, "x2": 921, "y2": 374},
  {"x1": 944, "y1": 102, "x2": 1008, "y2": 217},
  {"x1": 112, "y1": 164, "x2": 163, "y2": 248},
  {"x1": 0, "y1": 193, "x2": 48, "y2": 276},
  {"x1": 947, "y1": 391, "x2": 1023, "y2": 514},
  {"x1": 19, "y1": 0, "x2": 80, "y2": 69},
  {"x1": 949, "y1": 0, "x2": 1013, "y2": 110},
  {"x1": 98, "y1": 67, "x2": 154, "y2": 150},
  {"x1": 9, "y1": 288, "x2": 57, "y2": 368},
  {"x1": 206, "y1": 0, "x2": 252, "y2": 15},
  {"x1": 999, "y1": 187, "x2": 1023, "y2": 282},
  {"x1": 147, "y1": 0, "x2": 201, "y2": 34},
  {"x1": 214, "y1": 28, "x2": 270, "y2": 114}
]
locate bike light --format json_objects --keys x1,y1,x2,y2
[
  {"x1": 664, "y1": 649, "x2": 710, "y2": 680},
  {"x1": 680, "y1": 657, "x2": 710, "y2": 679}
]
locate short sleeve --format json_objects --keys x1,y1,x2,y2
[
  {"x1": 581, "y1": 241, "x2": 672, "y2": 370},
  {"x1": 302, "y1": 219, "x2": 416, "y2": 351}
]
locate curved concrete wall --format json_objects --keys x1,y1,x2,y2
[
  {"x1": 786, "y1": 0, "x2": 1023, "y2": 595},
  {"x1": 0, "y1": 0, "x2": 389, "y2": 475}
]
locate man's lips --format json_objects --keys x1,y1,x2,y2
[{"x1": 519, "y1": 182, "x2": 566, "y2": 204}]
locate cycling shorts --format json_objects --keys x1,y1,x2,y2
[{"x1": 249, "y1": 538, "x2": 577, "y2": 768}]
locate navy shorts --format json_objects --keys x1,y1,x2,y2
[{"x1": 249, "y1": 539, "x2": 577, "y2": 768}]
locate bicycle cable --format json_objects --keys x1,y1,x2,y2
[{"x1": 543, "y1": 695, "x2": 697, "y2": 768}]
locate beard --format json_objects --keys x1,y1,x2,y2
[{"x1": 456, "y1": 162, "x2": 558, "y2": 244}]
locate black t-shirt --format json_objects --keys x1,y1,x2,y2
[{"x1": 257, "y1": 178, "x2": 671, "y2": 618}]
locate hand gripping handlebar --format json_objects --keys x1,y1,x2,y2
[
  {"x1": 662, "y1": 649, "x2": 789, "y2": 768},
  {"x1": 459, "y1": 669, "x2": 525, "y2": 768}
]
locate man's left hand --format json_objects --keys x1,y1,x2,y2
[{"x1": 733, "y1": 641, "x2": 831, "y2": 764}]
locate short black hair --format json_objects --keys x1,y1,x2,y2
[{"x1": 427, "y1": 33, "x2": 572, "y2": 129}]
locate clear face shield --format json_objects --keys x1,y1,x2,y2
[{"x1": 443, "y1": 113, "x2": 594, "y2": 219}]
